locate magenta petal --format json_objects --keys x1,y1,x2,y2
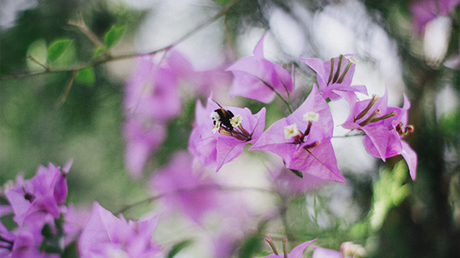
[
  {"x1": 312, "y1": 247, "x2": 343, "y2": 258},
  {"x1": 216, "y1": 136, "x2": 245, "y2": 171},
  {"x1": 401, "y1": 141, "x2": 418, "y2": 180},
  {"x1": 189, "y1": 96, "x2": 266, "y2": 171},
  {"x1": 150, "y1": 152, "x2": 219, "y2": 223},
  {"x1": 289, "y1": 140, "x2": 345, "y2": 183},
  {"x1": 0, "y1": 205, "x2": 12, "y2": 217},
  {"x1": 79, "y1": 202, "x2": 129, "y2": 257},
  {"x1": 287, "y1": 239, "x2": 317, "y2": 258},
  {"x1": 124, "y1": 118, "x2": 166, "y2": 177},
  {"x1": 226, "y1": 34, "x2": 292, "y2": 103},
  {"x1": 229, "y1": 70, "x2": 277, "y2": 103},
  {"x1": 361, "y1": 126, "x2": 391, "y2": 161},
  {"x1": 251, "y1": 87, "x2": 343, "y2": 182}
]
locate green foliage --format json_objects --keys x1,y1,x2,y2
[
  {"x1": 104, "y1": 25, "x2": 126, "y2": 49},
  {"x1": 47, "y1": 39, "x2": 73, "y2": 62},
  {"x1": 40, "y1": 217, "x2": 65, "y2": 254},
  {"x1": 290, "y1": 169, "x2": 303, "y2": 178},
  {"x1": 75, "y1": 67, "x2": 95, "y2": 86},
  {"x1": 238, "y1": 233, "x2": 263, "y2": 258},
  {"x1": 93, "y1": 46, "x2": 105, "y2": 58},
  {"x1": 369, "y1": 161, "x2": 411, "y2": 231},
  {"x1": 167, "y1": 240, "x2": 193, "y2": 258}
]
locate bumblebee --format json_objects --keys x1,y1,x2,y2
[{"x1": 211, "y1": 102, "x2": 234, "y2": 131}]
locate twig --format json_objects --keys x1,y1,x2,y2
[
  {"x1": 115, "y1": 184, "x2": 276, "y2": 214},
  {"x1": 56, "y1": 70, "x2": 78, "y2": 107},
  {"x1": 0, "y1": 1, "x2": 237, "y2": 81}
]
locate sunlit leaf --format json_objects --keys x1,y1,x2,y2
[
  {"x1": 26, "y1": 39, "x2": 48, "y2": 71},
  {"x1": 369, "y1": 161, "x2": 411, "y2": 231},
  {"x1": 75, "y1": 67, "x2": 95, "y2": 86},
  {"x1": 167, "y1": 240, "x2": 192, "y2": 258},
  {"x1": 47, "y1": 39, "x2": 73, "y2": 62},
  {"x1": 104, "y1": 25, "x2": 126, "y2": 49}
]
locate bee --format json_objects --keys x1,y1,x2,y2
[{"x1": 210, "y1": 101, "x2": 234, "y2": 131}]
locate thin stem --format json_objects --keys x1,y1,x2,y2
[
  {"x1": 259, "y1": 79, "x2": 293, "y2": 113},
  {"x1": 116, "y1": 184, "x2": 276, "y2": 214},
  {"x1": 56, "y1": 70, "x2": 78, "y2": 107},
  {"x1": 26, "y1": 55, "x2": 50, "y2": 71},
  {"x1": 333, "y1": 133, "x2": 365, "y2": 138},
  {"x1": 68, "y1": 12, "x2": 110, "y2": 58}
]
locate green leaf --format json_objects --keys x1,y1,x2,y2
[
  {"x1": 104, "y1": 25, "x2": 126, "y2": 49},
  {"x1": 368, "y1": 161, "x2": 411, "y2": 231},
  {"x1": 47, "y1": 39, "x2": 73, "y2": 62},
  {"x1": 238, "y1": 233, "x2": 262, "y2": 258},
  {"x1": 290, "y1": 169, "x2": 303, "y2": 178},
  {"x1": 167, "y1": 240, "x2": 192, "y2": 258},
  {"x1": 75, "y1": 67, "x2": 95, "y2": 86},
  {"x1": 93, "y1": 46, "x2": 105, "y2": 58}
]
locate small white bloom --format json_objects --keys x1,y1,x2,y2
[
  {"x1": 212, "y1": 121, "x2": 220, "y2": 134},
  {"x1": 284, "y1": 123, "x2": 302, "y2": 139},
  {"x1": 344, "y1": 55, "x2": 357, "y2": 64},
  {"x1": 230, "y1": 114, "x2": 243, "y2": 128},
  {"x1": 303, "y1": 112, "x2": 319, "y2": 122}
]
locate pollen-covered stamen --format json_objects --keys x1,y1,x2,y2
[
  {"x1": 355, "y1": 95, "x2": 379, "y2": 122},
  {"x1": 284, "y1": 123, "x2": 303, "y2": 144},
  {"x1": 303, "y1": 112, "x2": 319, "y2": 136},
  {"x1": 332, "y1": 55, "x2": 344, "y2": 84},
  {"x1": 282, "y1": 238, "x2": 288, "y2": 258},
  {"x1": 370, "y1": 111, "x2": 397, "y2": 123},
  {"x1": 358, "y1": 109, "x2": 380, "y2": 127},
  {"x1": 396, "y1": 123, "x2": 414, "y2": 136},
  {"x1": 337, "y1": 56, "x2": 354, "y2": 84},
  {"x1": 328, "y1": 58, "x2": 335, "y2": 85},
  {"x1": 265, "y1": 237, "x2": 279, "y2": 255}
]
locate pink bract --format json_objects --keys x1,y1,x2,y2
[{"x1": 226, "y1": 34, "x2": 293, "y2": 103}]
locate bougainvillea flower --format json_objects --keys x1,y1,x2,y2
[
  {"x1": 312, "y1": 247, "x2": 342, "y2": 258},
  {"x1": 5, "y1": 163, "x2": 69, "y2": 226},
  {"x1": 259, "y1": 237, "x2": 316, "y2": 258},
  {"x1": 166, "y1": 50, "x2": 233, "y2": 96},
  {"x1": 150, "y1": 151, "x2": 220, "y2": 224},
  {"x1": 300, "y1": 54, "x2": 367, "y2": 101},
  {"x1": 226, "y1": 34, "x2": 293, "y2": 103},
  {"x1": 410, "y1": 0, "x2": 460, "y2": 34},
  {"x1": 339, "y1": 91, "x2": 417, "y2": 179},
  {"x1": 123, "y1": 117, "x2": 166, "y2": 177},
  {"x1": 79, "y1": 202, "x2": 162, "y2": 258},
  {"x1": 251, "y1": 86, "x2": 345, "y2": 182},
  {"x1": 312, "y1": 241, "x2": 367, "y2": 258},
  {"x1": 361, "y1": 94, "x2": 417, "y2": 179},
  {"x1": 124, "y1": 55, "x2": 181, "y2": 122},
  {"x1": 189, "y1": 94, "x2": 266, "y2": 171},
  {"x1": 269, "y1": 162, "x2": 327, "y2": 195}
]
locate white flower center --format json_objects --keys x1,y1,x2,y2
[
  {"x1": 284, "y1": 124, "x2": 301, "y2": 139},
  {"x1": 303, "y1": 112, "x2": 319, "y2": 122},
  {"x1": 230, "y1": 114, "x2": 242, "y2": 128}
]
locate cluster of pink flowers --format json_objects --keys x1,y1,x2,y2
[
  {"x1": 0, "y1": 162, "x2": 163, "y2": 257},
  {"x1": 189, "y1": 34, "x2": 417, "y2": 182}
]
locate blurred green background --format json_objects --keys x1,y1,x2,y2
[{"x1": 1, "y1": 0, "x2": 459, "y2": 257}]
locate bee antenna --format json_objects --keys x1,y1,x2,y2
[{"x1": 211, "y1": 99, "x2": 223, "y2": 109}]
